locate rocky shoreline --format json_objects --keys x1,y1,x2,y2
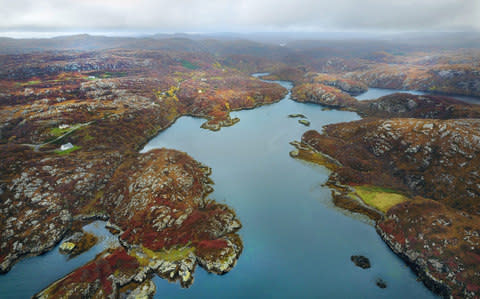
[
  {"x1": 290, "y1": 117, "x2": 480, "y2": 298},
  {"x1": 287, "y1": 87, "x2": 480, "y2": 297},
  {"x1": 375, "y1": 223, "x2": 452, "y2": 298},
  {"x1": 32, "y1": 149, "x2": 243, "y2": 297}
]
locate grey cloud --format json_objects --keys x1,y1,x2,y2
[{"x1": 0, "y1": 0, "x2": 478, "y2": 33}]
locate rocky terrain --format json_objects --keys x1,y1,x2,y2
[
  {"x1": 0, "y1": 49, "x2": 286, "y2": 296},
  {"x1": 354, "y1": 93, "x2": 480, "y2": 119},
  {"x1": 303, "y1": 73, "x2": 368, "y2": 95},
  {"x1": 291, "y1": 83, "x2": 357, "y2": 108},
  {"x1": 302, "y1": 118, "x2": 480, "y2": 214},
  {"x1": 2, "y1": 34, "x2": 480, "y2": 298},
  {"x1": 293, "y1": 117, "x2": 480, "y2": 297},
  {"x1": 291, "y1": 81, "x2": 480, "y2": 119},
  {"x1": 254, "y1": 48, "x2": 480, "y2": 100},
  {"x1": 346, "y1": 63, "x2": 480, "y2": 98},
  {"x1": 378, "y1": 197, "x2": 480, "y2": 298},
  {"x1": 34, "y1": 149, "x2": 242, "y2": 298}
]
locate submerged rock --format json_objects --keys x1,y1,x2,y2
[
  {"x1": 350, "y1": 255, "x2": 371, "y2": 269},
  {"x1": 376, "y1": 278, "x2": 387, "y2": 289}
]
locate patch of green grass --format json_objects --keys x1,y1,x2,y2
[
  {"x1": 356, "y1": 185, "x2": 400, "y2": 194},
  {"x1": 24, "y1": 80, "x2": 41, "y2": 86},
  {"x1": 132, "y1": 245, "x2": 194, "y2": 266},
  {"x1": 180, "y1": 59, "x2": 199, "y2": 70},
  {"x1": 54, "y1": 145, "x2": 81, "y2": 155},
  {"x1": 355, "y1": 185, "x2": 408, "y2": 213},
  {"x1": 84, "y1": 133, "x2": 94, "y2": 141},
  {"x1": 50, "y1": 127, "x2": 72, "y2": 137},
  {"x1": 100, "y1": 72, "x2": 127, "y2": 78}
]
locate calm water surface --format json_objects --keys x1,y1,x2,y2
[
  {"x1": 0, "y1": 221, "x2": 118, "y2": 298},
  {"x1": 0, "y1": 78, "x2": 441, "y2": 298}
]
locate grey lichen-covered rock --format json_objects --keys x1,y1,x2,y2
[{"x1": 126, "y1": 280, "x2": 156, "y2": 299}]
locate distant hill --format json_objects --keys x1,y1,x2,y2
[{"x1": 1, "y1": 32, "x2": 479, "y2": 56}]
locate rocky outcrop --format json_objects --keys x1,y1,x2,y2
[
  {"x1": 292, "y1": 83, "x2": 358, "y2": 108},
  {"x1": 301, "y1": 118, "x2": 480, "y2": 214},
  {"x1": 200, "y1": 116, "x2": 240, "y2": 131},
  {"x1": 308, "y1": 73, "x2": 368, "y2": 95},
  {"x1": 377, "y1": 198, "x2": 480, "y2": 298},
  {"x1": 296, "y1": 118, "x2": 480, "y2": 298},
  {"x1": 351, "y1": 255, "x2": 371, "y2": 269},
  {"x1": 34, "y1": 247, "x2": 141, "y2": 298},
  {"x1": 298, "y1": 119, "x2": 310, "y2": 126},
  {"x1": 58, "y1": 231, "x2": 98, "y2": 258},
  {"x1": 375, "y1": 278, "x2": 387, "y2": 289},
  {"x1": 346, "y1": 64, "x2": 480, "y2": 98},
  {"x1": 355, "y1": 93, "x2": 480, "y2": 119},
  {"x1": 32, "y1": 149, "x2": 243, "y2": 298}
]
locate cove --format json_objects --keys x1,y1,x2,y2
[
  {"x1": 0, "y1": 221, "x2": 118, "y2": 298},
  {"x1": 142, "y1": 76, "x2": 438, "y2": 298}
]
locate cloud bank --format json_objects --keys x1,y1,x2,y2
[{"x1": 0, "y1": 0, "x2": 478, "y2": 33}]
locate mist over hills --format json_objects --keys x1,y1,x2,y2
[{"x1": 1, "y1": 31, "x2": 479, "y2": 56}]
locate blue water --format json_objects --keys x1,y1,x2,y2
[
  {"x1": 357, "y1": 87, "x2": 480, "y2": 105},
  {"x1": 141, "y1": 77, "x2": 437, "y2": 298},
  {"x1": 0, "y1": 221, "x2": 118, "y2": 298}
]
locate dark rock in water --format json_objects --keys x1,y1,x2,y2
[
  {"x1": 376, "y1": 278, "x2": 387, "y2": 289},
  {"x1": 298, "y1": 119, "x2": 310, "y2": 126},
  {"x1": 288, "y1": 113, "x2": 307, "y2": 119},
  {"x1": 351, "y1": 255, "x2": 371, "y2": 269}
]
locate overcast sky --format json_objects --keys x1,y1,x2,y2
[{"x1": 0, "y1": 0, "x2": 479, "y2": 36}]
